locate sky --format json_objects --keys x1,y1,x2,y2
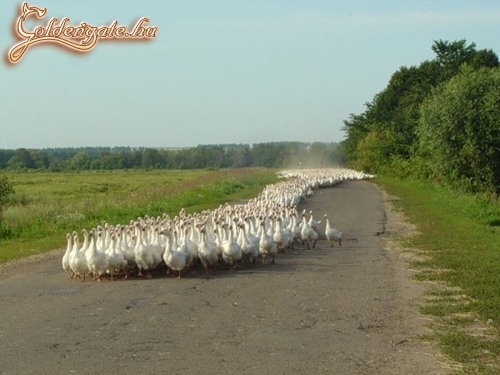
[{"x1": 1, "y1": 0, "x2": 499, "y2": 149}]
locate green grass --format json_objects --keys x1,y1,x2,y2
[
  {"x1": 374, "y1": 176, "x2": 499, "y2": 373},
  {"x1": 0, "y1": 168, "x2": 277, "y2": 262}
]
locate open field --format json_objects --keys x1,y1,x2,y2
[
  {"x1": 0, "y1": 168, "x2": 277, "y2": 262},
  {"x1": 374, "y1": 176, "x2": 499, "y2": 374}
]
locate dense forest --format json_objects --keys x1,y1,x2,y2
[
  {"x1": 342, "y1": 39, "x2": 499, "y2": 195},
  {"x1": 0, "y1": 142, "x2": 344, "y2": 171}
]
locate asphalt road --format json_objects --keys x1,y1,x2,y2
[{"x1": 0, "y1": 181, "x2": 448, "y2": 374}]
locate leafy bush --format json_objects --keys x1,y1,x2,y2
[
  {"x1": 417, "y1": 66, "x2": 500, "y2": 193},
  {"x1": 0, "y1": 175, "x2": 14, "y2": 214},
  {"x1": 0, "y1": 175, "x2": 15, "y2": 239}
]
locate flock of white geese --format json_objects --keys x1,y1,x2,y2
[{"x1": 62, "y1": 168, "x2": 373, "y2": 281}]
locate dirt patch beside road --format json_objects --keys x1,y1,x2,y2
[{"x1": 0, "y1": 181, "x2": 450, "y2": 374}]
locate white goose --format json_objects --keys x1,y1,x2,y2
[
  {"x1": 105, "y1": 233, "x2": 127, "y2": 280},
  {"x1": 86, "y1": 229, "x2": 109, "y2": 282},
  {"x1": 273, "y1": 216, "x2": 294, "y2": 254},
  {"x1": 197, "y1": 226, "x2": 219, "y2": 274},
  {"x1": 238, "y1": 221, "x2": 258, "y2": 265},
  {"x1": 148, "y1": 226, "x2": 165, "y2": 269},
  {"x1": 133, "y1": 225, "x2": 155, "y2": 278},
  {"x1": 80, "y1": 229, "x2": 90, "y2": 256},
  {"x1": 308, "y1": 210, "x2": 322, "y2": 234},
  {"x1": 259, "y1": 220, "x2": 277, "y2": 264},
  {"x1": 288, "y1": 213, "x2": 301, "y2": 245},
  {"x1": 62, "y1": 233, "x2": 74, "y2": 279},
  {"x1": 69, "y1": 231, "x2": 88, "y2": 281},
  {"x1": 162, "y1": 229, "x2": 187, "y2": 278},
  {"x1": 300, "y1": 213, "x2": 318, "y2": 249},
  {"x1": 213, "y1": 225, "x2": 224, "y2": 262},
  {"x1": 117, "y1": 225, "x2": 135, "y2": 279},
  {"x1": 221, "y1": 225, "x2": 242, "y2": 270},
  {"x1": 324, "y1": 214, "x2": 342, "y2": 247},
  {"x1": 180, "y1": 224, "x2": 198, "y2": 268}
]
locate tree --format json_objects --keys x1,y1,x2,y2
[
  {"x1": 30, "y1": 150, "x2": 49, "y2": 169},
  {"x1": 470, "y1": 49, "x2": 499, "y2": 69},
  {"x1": 69, "y1": 152, "x2": 91, "y2": 170},
  {"x1": 231, "y1": 144, "x2": 253, "y2": 168},
  {"x1": 432, "y1": 39, "x2": 498, "y2": 79},
  {"x1": 7, "y1": 148, "x2": 35, "y2": 169},
  {"x1": 251, "y1": 143, "x2": 277, "y2": 167},
  {"x1": 354, "y1": 129, "x2": 398, "y2": 173},
  {"x1": 342, "y1": 112, "x2": 370, "y2": 165},
  {"x1": 0, "y1": 150, "x2": 15, "y2": 169},
  {"x1": 417, "y1": 66, "x2": 500, "y2": 193},
  {"x1": 432, "y1": 39, "x2": 476, "y2": 69},
  {"x1": 141, "y1": 149, "x2": 163, "y2": 169},
  {"x1": 342, "y1": 39, "x2": 499, "y2": 182}
]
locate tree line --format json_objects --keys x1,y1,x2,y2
[
  {"x1": 0, "y1": 142, "x2": 345, "y2": 171},
  {"x1": 342, "y1": 39, "x2": 499, "y2": 195}
]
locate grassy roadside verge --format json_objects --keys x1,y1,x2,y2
[
  {"x1": 374, "y1": 176, "x2": 499, "y2": 374},
  {"x1": 0, "y1": 168, "x2": 277, "y2": 263}
]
